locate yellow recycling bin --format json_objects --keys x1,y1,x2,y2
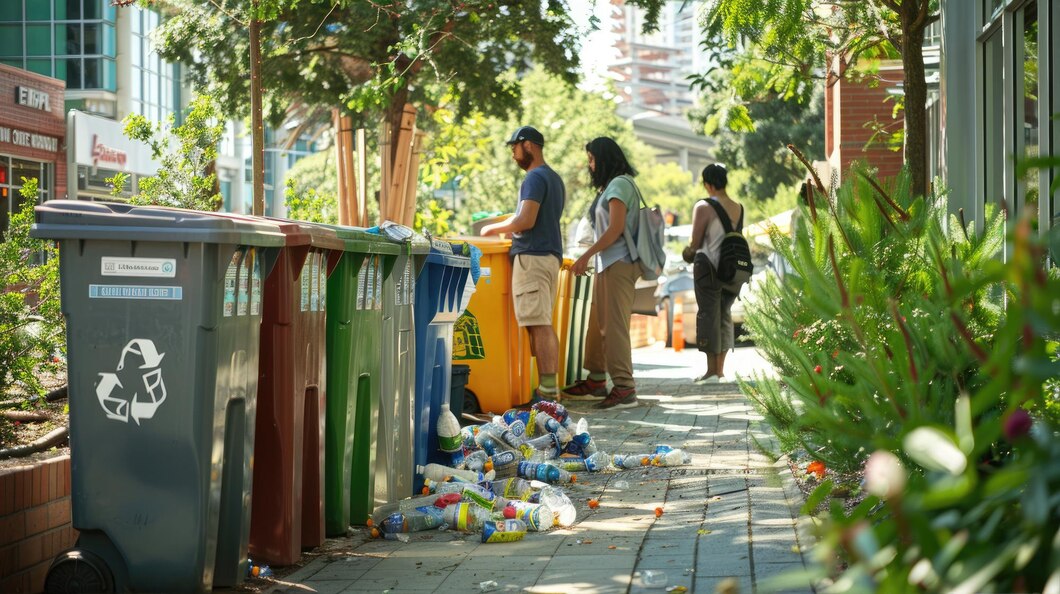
[{"x1": 528, "y1": 258, "x2": 573, "y2": 394}]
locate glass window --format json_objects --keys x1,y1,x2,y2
[
  {"x1": 131, "y1": 35, "x2": 141, "y2": 66},
  {"x1": 1017, "y1": 4, "x2": 1039, "y2": 217},
  {"x1": 82, "y1": 0, "x2": 99, "y2": 20},
  {"x1": 52, "y1": 0, "x2": 65, "y2": 19},
  {"x1": 83, "y1": 22, "x2": 99, "y2": 54},
  {"x1": 130, "y1": 68, "x2": 141, "y2": 99},
  {"x1": 102, "y1": 23, "x2": 114, "y2": 55},
  {"x1": 27, "y1": 25, "x2": 52, "y2": 56},
  {"x1": 27, "y1": 1, "x2": 50, "y2": 20},
  {"x1": 0, "y1": 2, "x2": 20, "y2": 21},
  {"x1": 64, "y1": 0, "x2": 80, "y2": 20},
  {"x1": 103, "y1": 0, "x2": 115, "y2": 21},
  {"x1": 103, "y1": 57, "x2": 115, "y2": 91},
  {"x1": 27, "y1": 58, "x2": 51, "y2": 76},
  {"x1": 983, "y1": 31, "x2": 1004, "y2": 209},
  {"x1": 985, "y1": 0, "x2": 1005, "y2": 21},
  {"x1": 83, "y1": 57, "x2": 99, "y2": 88},
  {"x1": 61, "y1": 24, "x2": 80, "y2": 55},
  {"x1": 12, "y1": 160, "x2": 42, "y2": 188},
  {"x1": 54, "y1": 59, "x2": 65, "y2": 80},
  {"x1": 0, "y1": 25, "x2": 23, "y2": 57},
  {"x1": 0, "y1": 59, "x2": 20, "y2": 67},
  {"x1": 65, "y1": 57, "x2": 81, "y2": 89}
]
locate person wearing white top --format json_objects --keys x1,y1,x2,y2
[{"x1": 683, "y1": 164, "x2": 744, "y2": 384}]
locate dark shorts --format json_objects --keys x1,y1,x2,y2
[{"x1": 693, "y1": 252, "x2": 737, "y2": 353}]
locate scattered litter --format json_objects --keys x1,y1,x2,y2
[
  {"x1": 613, "y1": 480, "x2": 630, "y2": 490},
  {"x1": 667, "y1": 587, "x2": 688, "y2": 593},
  {"x1": 697, "y1": 529, "x2": 712, "y2": 535},
  {"x1": 588, "y1": 498, "x2": 600, "y2": 509},
  {"x1": 608, "y1": 545, "x2": 617, "y2": 549},
  {"x1": 654, "y1": 507, "x2": 664, "y2": 518},
  {"x1": 478, "y1": 580, "x2": 499, "y2": 591},
  {"x1": 641, "y1": 570, "x2": 668, "y2": 588}
]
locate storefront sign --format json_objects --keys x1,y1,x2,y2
[
  {"x1": 91, "y1": 134, "x2": 128, "y2": 168},
  {"x1": 0, "y1": 126, "x2": 59, "y2": 152},
  {"x1": 15, "y1": 86, "x2": 50, "y2": 111}
]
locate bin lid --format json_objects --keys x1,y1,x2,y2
[
  {"x1": 263, "y1": 217, "x2": 345, "y2": 252},
  {"x1": 31, "y1": 200, "x2": 285, "y2": 247},
  {"x1": 316, "y1": 223, "x2": 401, "y2": 256},
  {"x1": 446, "y1": 235, "x2": 512, "y2": 255}
]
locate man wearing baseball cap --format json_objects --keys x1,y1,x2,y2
[{"x1": 481, "y1": 125, "x2": 566, "y2": 404}]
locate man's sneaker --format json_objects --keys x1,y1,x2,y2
[
  {"x1": 693, "y1": 373, "x2": 721, "y2": 385},
  {"x1": 560, "y1": 379, "x2": 608, "y2": 401},
  {"x1": 594, "y1": 386, "x2": 638, "y2": 410}
]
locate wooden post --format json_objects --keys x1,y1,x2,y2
[
  {"x1": 355, "y1": 128, "x2": 367, "y2": 226},
  {"x1": 249, "y1": 2, "x2": 264, "y2": 216},
  {"x1": 333, "y1": 109, "x2": 350, "y2": 225},
  {"x1": 387, "y1": 104, "x2": 417, "y2": 223},
  {"x1": 378, "y1": 120, "x2": 391, "y2": 224},
  {"x1": 340, "y1": 115, "x2": 357, "y2": 225},
  {"x1": 401, "y1": 131, "x2": 425, "y2": 227}
]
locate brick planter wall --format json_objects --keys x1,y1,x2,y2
[{"x1": 0, "y1": 455, "x2": 77, "y2": 593}]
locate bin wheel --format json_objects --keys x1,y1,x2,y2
[
  {"x1": 44, "y1": 548, "x2": 115, "y2": 594},
  {"x1": 463, "y1": 389, "x2": 481, "y2": 414}
]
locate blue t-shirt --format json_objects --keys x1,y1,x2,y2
[{"x1": 511, "y1": 164, "x2": 565, "y2": 259}]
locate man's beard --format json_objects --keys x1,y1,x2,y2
[{"x1": 515, "y1": 153, "x2": 534, "y2": 170}]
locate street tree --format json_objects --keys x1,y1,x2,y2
[
  {"x1": 701, "y1": 0, "x2": 938, "y2": 196},
  {"x1": 148, "y1": 0, "x2": 647, "y2": 167}
]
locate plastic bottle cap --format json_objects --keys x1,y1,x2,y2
[
  {"x1": 365, "y1": 518, "x2": 374, "y2": 527},
  {"x1": 570, "y1": 474, "x2": 577, "y2": 483},
  {"x1": 370, "y1": 527, "x2": 381, "y2": 538}
]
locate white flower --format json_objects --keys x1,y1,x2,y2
[{"x1": 864, "y1": 450, "x2": 906, "y2": 499}]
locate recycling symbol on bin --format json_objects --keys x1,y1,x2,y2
[{"x1": 95, "y1": 339, "x2": 167, "y2": 425}]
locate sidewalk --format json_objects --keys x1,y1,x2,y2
[{"x1": 262, "y1": 343, "x2": 814, "y2": 594}]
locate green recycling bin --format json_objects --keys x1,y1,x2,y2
[
  {"x1": 31, "y1": 201, "x2": 283, "y2": 593},
  {"x1": 323, "y1": 226, "x2": 400, "y2": 534},
  {"x1": 373, "y1": 224, "x2": 430, "y2": 505}
]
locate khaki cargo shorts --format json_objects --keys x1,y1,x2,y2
[{"x1": 512, "y1": 253, "x2": 560, "y2": 327}]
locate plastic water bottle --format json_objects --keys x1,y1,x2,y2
[
  {"x1": 612, "y1": 454, "x2": 649, "y2": 469},
  {"x1": 554, "y1": 451, "x2": 610, "y2": 472},
  {"x1": 565, "y1": 432, "x2": 598, "y2": 457},
  {"x1": 418, "y1": 463, "x2": 495, "y2": 484},
  {"x1": 650, "y1": 449, "x2": 690, "y2": 467},
  {"x1": 490, "y1": 477, "x2": 533, "y2": 500},
  {"x1": 520, "y1": 433, "x2": 561, "y2": 459},
  {"x1": 504, "y1": 501, "x2": 551, "y2": 531},
  {"x1": 381, "y1": 507, "x2": 445, "y2": 533},
  {"x1": 499, "y1": 419, "x2": 528, "y2": 447},
  {"x1": 488, "y1": 450, "x2": 520, "y2": 476},
  {"x1": 437, "y1": 409, "x2": 463, "y2": 453},
  {"x1": 575, "y1": 417, "x2": 589, "y2": 435},
  {"x1": 502, "y1": 409, "x2": 530, "y2": 429},
  {"x1": 370, "y1": 492, "x2": 461, "y2": 527},
  {"x1": 433, "y1": 481, "x2": 508, "y2": 511},
  {"x1": 442, "y1": 502, "x2": 492, "y2": 531},
  {"x1": 530, "y1": 410, "x2": 572, "y2": 443},
  {"x1": 538, "y1": 485, "x2": 576, "y2": 527},
  {"x1": 654, "y1": 444, "x2": 673, "y2": 454},
  {"x1": 517, "y1": 461, "x2": 573, "y2": 484},
  {"x1": 460, "y1": 426, "x2": 479, "y2": 450},
  {"x1": 464, "y1": 450, "x2": 489, "y2": 472},
  {"x1": 481, "y1": 519, "x2": 528, "y2": 543},
  {"x1": 531, "y1": 401, "x2": 570, "y2": 426}
]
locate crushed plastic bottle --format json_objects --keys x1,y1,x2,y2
[
  {"x1": 537, "y1": 485, "x2": 576, "y2": 527},
  {"x1": 441, "y1": 502, "x2": 492, "y2": 531},
  {"x1": 529, "y1": 410, "x2": 572, "y2": 443},
  {"x1": 370, "y1": 492, "x2": 461, "y2": 526},
  {"x1": 612, "y1": 479, "x2": 630, "y2": 490},
  {"x1": 554, "y1": 451, "x2": 610, "y2": 473},
  {"x1": 531, "y1": 400, "x2": 570, "y2": 426},
  {"x1": 520, "y1": 432, "x2": 561, "y2": 459},
  {"x1": 433, "y1": 481, "x2": 508, "y2": 511},
  {"x1": 418, "y1": 463, "x2": 495, "y2": 484},
  {"x1": 504, "y1": 500, "x2": 552, "y2": 531},
  {"x1": 247, "y1": 559, "x2": 273, "y2": 578},
  {"x1": 381, "y1": 507, "x2": 446, "y2": 533},
  {"x1": 463, "y1": 449, "x2": 489, "y2": 472},
  {"x1": 478, "y1": 580, "x2": 499, "y2": 592},
  {"x1": 640, "y1": 570, "x2": 668, "y2": 588},
  {"x1": 490, "y1": 477, "x2": 533, "y2": 500},
  {"x1": 650, "y1": 449, "x2": 691, "y2": 467},
  {"x1": 481, "y1": 518, "x2": 528, "y2": 543},
  {"x1": 612, "y1": 454, "x2": 649, "y2": 469}
]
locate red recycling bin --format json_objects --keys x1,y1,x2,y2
[{"x1": 247, "y1": 218, "x2": 343, "y2": 566}]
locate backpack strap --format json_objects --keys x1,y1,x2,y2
[{"x1": 707, "y1": 199, "x2": 737, "y2": 234}]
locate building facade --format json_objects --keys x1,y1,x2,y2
[
  {"x1": 0, "y1": 64, "x2": 65, "y2": 233},
  {"x1": 943, "y1": 0, "x2": 1057, "y2": 237}
]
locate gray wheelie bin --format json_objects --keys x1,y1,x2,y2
[{"x1": 31, "y1": 201, "x2": 283, "y2": 594}]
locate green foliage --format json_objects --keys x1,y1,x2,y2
[
  {"x1": 0, "y1": 178, "x2": 64, "y2": 398},
  {"x1": 422, "y1": 67, "x2": 655, "y2": 235},
  {"x1": 284, "y1": 179, "x2": 336, "y2": 225},
  {"x1": 111, "y1": 94, "x2": 224, "y2": 211},
  {"x1": 745, "y1": 163, "x2": 1059, "y2": 591},
  {"x1": 414, "y1": 200, "x2": 452, "y2": 238}
]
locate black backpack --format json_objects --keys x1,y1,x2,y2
[{"x1": 707, "y1": 200, "x2": 753, "y2": 292}]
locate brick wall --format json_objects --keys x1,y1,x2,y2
[
  {"x1": 826, "y1": 63, "x2": 906, "y2": 183},
  {"x1": 0, "y1": 456, "x2": 78, "y2": 593},
  {"x1": 0, "y1": 64, "x2": 67, "y2": 201}
]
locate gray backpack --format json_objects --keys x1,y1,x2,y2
[{"x1": 620, "y1": 176, "x2": 666, "y2": 281}]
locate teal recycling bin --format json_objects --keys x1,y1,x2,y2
[
  {"x1": 322, "y1": 226, "x2": 400, "y2": 533},
  {"x1": 374, "y1": 224, "x2": 430, "y2": 504},
  {"x1": 31, "y1": 201, "x2": 283, "y2": 593}
]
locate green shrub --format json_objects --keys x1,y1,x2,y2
[
  {"x1": 0, "y1": 178, "x2": 64, "y2": 398},
  {"x1": 747, "y1": 163, "x2": 1059, "y2": 591}
]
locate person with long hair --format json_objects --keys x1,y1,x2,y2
[
  {"x1": 563, "y1": 137, "x2": 642, "y2": 409},
  {"x1": 683, "y1": 163, "x2": 743, "y2": 383}
]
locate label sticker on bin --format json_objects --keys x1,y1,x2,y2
[
  {"x1": 237, "y1": 250, "x2": 251, "y2": 316},
  {"x1": 301, "y1": 255, "x2": 311, "y2": 312},
  {"x1": 311, "y1": 253, "x2": 320, "y2": 311},
  {"x1": 89, "y1": 285, "x2": 183, "y2": 300},
  {"x1": 101, "y1": 257, "x2": 176, "y2": 278},
  {"x1": 224, "y1": 252, "x2": 241, "y2": 317}
]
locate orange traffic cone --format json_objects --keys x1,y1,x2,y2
[{"x1": 672, "y1": 296, "x2": 685, "y2": 352}]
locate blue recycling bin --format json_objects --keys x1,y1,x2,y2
[{"x1": 412, "y1": 241, "x2": 471, "y2": 492}]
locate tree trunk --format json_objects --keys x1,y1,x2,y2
[{"x1": 898, "y1": 0, "x2": 929, "y2": 197}]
